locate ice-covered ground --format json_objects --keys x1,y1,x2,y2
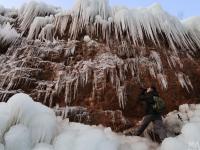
[{"x1": 0, "y1": 93, "x2": 200, "y2": 150}]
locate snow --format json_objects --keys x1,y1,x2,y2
[
  {"x1": 0, "y1": 144, "x2": 4, "y2": 150},
  {"x1": 0, "y1": 93, "x2": 159, "y2": 150},
  {"x1": 161, "y1": 104, "x2": 200, "y2": 150},
  {"x1": 1, "y1": 93, "x2": 200, "y2": 150},
  {"x1": 160, "y1": 137, "x2": 187, "y2": 150},
  {"x1": 33, "y1": 143, "x2": 54, "y2": 150},
  {"x1": 5, "y1": 125, "x2": 32, "y2": 150},
  {"x1": 53, "y1": 123, "x2": 157, "y2": 150}
]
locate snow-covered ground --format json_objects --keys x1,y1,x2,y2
[{"x1": 0, "y1": 93, "x2": 200, "y2": 150}]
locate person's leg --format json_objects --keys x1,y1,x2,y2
[
  {"x1": 134, "y1": 115, "x2": 154, "y2": 136},
  {"x1": 153, "y1": 117, "x2": 167, "y2": 142}
]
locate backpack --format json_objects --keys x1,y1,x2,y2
[{"x1": 153, "y1": 96, "x2": 166, "y2": 113}]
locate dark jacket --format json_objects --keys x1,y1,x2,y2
[{"x1": 139, "y1": 90, "x2": 159, "y2": 115}]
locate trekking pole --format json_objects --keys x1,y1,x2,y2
[{"x1": 177, "y1": 114, "x2": 183, "y2": 122}]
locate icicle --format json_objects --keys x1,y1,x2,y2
[
  {"x1": 19, "y1": 1, "x2": 58, "y2": 34},
  {"x1": 176, "y1": 72, "x2": 193, "y2": 92},
  {"x1": 117, "y1": 86, "x2": 127, "y2": 109},
  {"x1": 27, "y1": 15, "x2": 54, "y2": 40},
  {"x1": 39, "y1": 24, "x2": 55, "y2": 42},
  {"x1": 149, "y1": 51, "x2": 163, "y2": 73},
  {"x1": 54, "y1": 12, "x2": 71, "y2": 37},
  {"x1": 0, "y1": 23, "x2": 19, "y2": 46},
  {"x1": 157, "y1": 73, "x2": 168, "y2": 90}
]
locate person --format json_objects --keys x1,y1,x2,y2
[{"x1": 134, "y1": 86, "x2": 167, "y2": 142}]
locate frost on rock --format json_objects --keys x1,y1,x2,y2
[{"x1": 0, "y1": 37, "x2": 195, "y2": 109}]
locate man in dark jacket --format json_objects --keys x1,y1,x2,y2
[{"x1": 134, "y1": 86, "x2": 167, "y2": 142}]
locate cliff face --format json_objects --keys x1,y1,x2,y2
[
  {"x1": 0, "y1": 0, "x2": 200, "y2": 131},
  {"x1": 0, "y1": 38, "x2": 200, "y2": 131}
]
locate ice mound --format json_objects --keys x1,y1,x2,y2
[
  {"x1": 161, "y1": 104, "x2": 200, "y2": 150},
  {"x1": 0, "y1": 93, "x2": 59, "y2": 150},
  {"x1": 53, "y1": 123, "x2": 159, "y2": 150},
  {"x1": 5, "y1": 125, "x2": 32, "y2": 150},
  {"x1": 0, "y1": 93, "x2": 158, "y2": 150},
  {"x1": 1, "y1": 93, "x2": 200, "y2": 150}
]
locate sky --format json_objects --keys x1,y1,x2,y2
[{"x1": 0, "y1": 0, "x2": 199, "y2": 19}]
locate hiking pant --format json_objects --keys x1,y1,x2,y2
[{"x1": 135, "y1": 114, "x2": 167, "y2": 141}]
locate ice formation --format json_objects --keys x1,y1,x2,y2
[
  {"x1": 160, "y1": 104, "x2": 200, "y2": 150},
  {"x1": 0, "y1": 93, "x2": 159, "y2": 150},
  {"x1": 38, "y1": 24, "x2": 55, "y2": 42},
  {"x1": 27, "y1": 15, "x2": 54, "y2": 40},
  {"x1": 183, "y1": 16, "x2": 200, "y2": 36},
  {"x1": 19, "y1": 1, "x2": 59, "y2": 35},
  {"x1": 0, "y1": 23, "x2": 19, "y2": 48},
  {"x1": 58, "y1": 1, "x2": 200, "y2": 51},
  {"x1": 0, "y1": 38, "x2": 195, "y2": 109},
  {"x1": 1, "y1": 93, "x2": 200, "y2": 150},
  {"x1": 0, "y1": 0, "x2": 199, "y2": 52},
  {"x1": 5, "y1": 0, "x2": 198, "y2": 52}
]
